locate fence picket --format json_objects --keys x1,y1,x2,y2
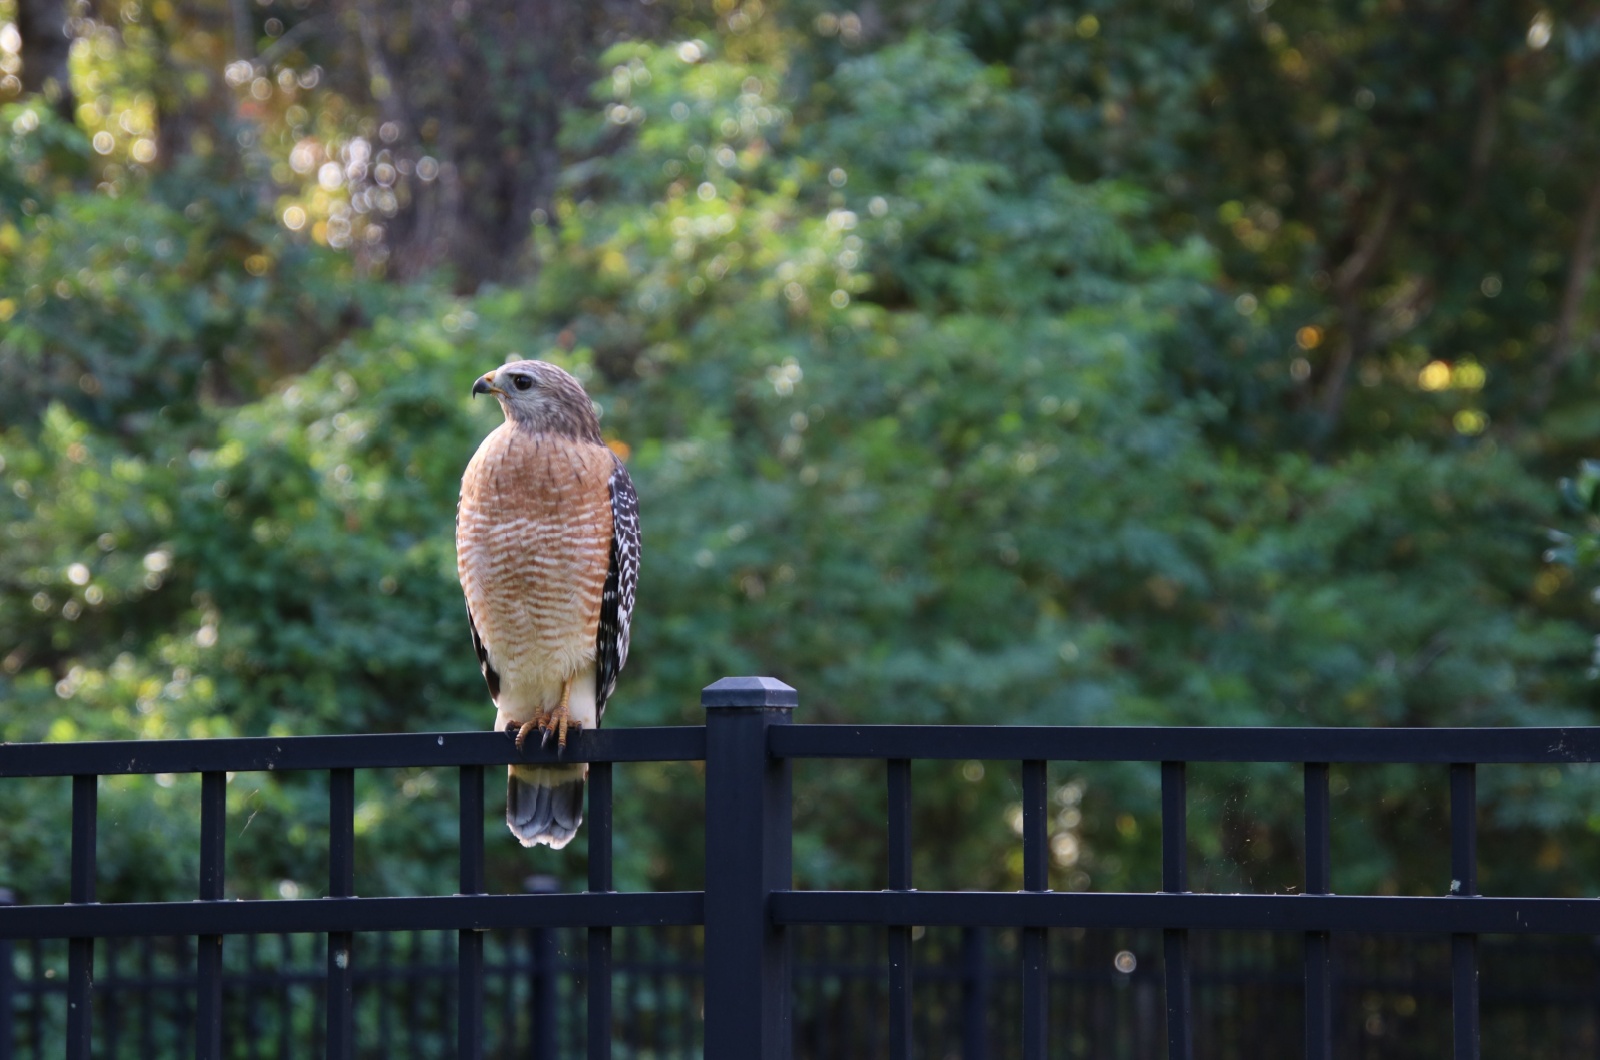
[
  {"x1": 326, "y1": 768, "x2": 354, "y2": 1060},
  {"x1": 1161, "y1": 761, "x2": 1192, "y2": 1060},
  {"x1": 1451, "y1": 762, "x2": 1480, "y2": 1060},
  {"x1": 588, "y1": 760, "x2": 614, "y2": 1060},
  {"x1": 457, "y1": 763, "x2": 485, "y2": 1060},
  {"x1": 197, "y1": 770, "x2": 225, "y2": 1060},
  {"x1": 67, "y1": 774, "x2": 95, "y2": 1060},
  {"x1": 886, "y1": 758, "x2": 912, "y2": 1060},
  {"x1": 1021, "y1": 759, "x2": 1049, "y2": 1060},
  {"x1": 1302, "y1": 762, "x2": 1332, "y2": 1060}
]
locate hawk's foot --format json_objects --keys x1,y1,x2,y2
[
  {"x1": 541, "y1": 679, "x2": 577, "y2": 751},
  {"x1": 512, "y1": 719, "x2": 540, "y2": 753}
]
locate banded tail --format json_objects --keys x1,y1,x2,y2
[{"x1": 507, "y1": 763, "x2": 587, "y2": 848}]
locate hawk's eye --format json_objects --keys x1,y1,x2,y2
[{"x1": 510, "y1": 374, "x2": 534, "y2": 392}]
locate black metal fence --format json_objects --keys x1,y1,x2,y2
[
  {"x1": 8, "y1": 676, "x2": 1600, "y2": 1058},
  {"x1": 10, "y1": 921, "x2": 1600, "y2": 1058}
]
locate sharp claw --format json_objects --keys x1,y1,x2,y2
[
  {"x1": 513, "y1": 719, "x2": 538, "y2": 752},
  {"x1": 540, "y1": 725, "x2": 554, "y2": 749}
]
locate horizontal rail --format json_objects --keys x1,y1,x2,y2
[
  {"x1": 769, "y1": 725, "x2": 1600, "y2": 764},
  {"x1": 0, "y1": 892, "x2": 703, "y2": 940},
  {"x1": 0, "y1": 726, "x2": 705, "y2": 778},
  {"x1": 772, "y1": 891, "x2": 1600, "y2": 935},
  {"x1": 14, "y1": 723, "x2": 1600, "y2": 776}
]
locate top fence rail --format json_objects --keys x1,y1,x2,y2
[
  {"x1": 0, "y1": 726, "x2": 706, "y2": 777},
  {"x1": 771, "y1": 724, "x2": 1600, "y2": 763},
  {"x1": 7, "y1": 723, "x2": 1600, "y2": 779}
]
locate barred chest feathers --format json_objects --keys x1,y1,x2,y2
[{"x1": 456, "y1": 422, "x2": 616, "y2": 727}]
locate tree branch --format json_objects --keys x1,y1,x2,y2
[
  {"x1": 1314, "y1": 182, "x2": 1404, "y2": 442},
  {"x1": 1532, "y1": 171, "x2": 1600, "y2": 412},
  {"x1": 252, "y1": 15, "x2": 325, "y2": 72}
]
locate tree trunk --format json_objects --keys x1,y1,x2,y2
[
  {"x1": 1313, "y1": 181, "x2": 1403, "y2": 447},
  {"x1": 1531, "y1": 172, "x2": 1600, "y2": 413},
  {"x1": 16, "y1": 0, "x2": 77, "y2": 125},
  {"x1": 342, "y1": 0, "x2": 662, "y2": 291}
]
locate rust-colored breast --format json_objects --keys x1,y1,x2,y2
[{"x1": 456, "y1": 424, "x2": 617, "y2": 708}]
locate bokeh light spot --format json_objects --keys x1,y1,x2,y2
[{"x1": 1418, "y1": 361, "x2": 1452, "y2": 391}]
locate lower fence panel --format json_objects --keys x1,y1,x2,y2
[{"x1": 6, "y1": 927, "x2": 1600, "y2": 1059}]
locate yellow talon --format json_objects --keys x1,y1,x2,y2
[{"x1": 514, "y1": 719, "x2": 539, "y2": 752}]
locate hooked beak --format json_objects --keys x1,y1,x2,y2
[{"x1": 472, "y1": 373, "x2": 504, "y2": 398}]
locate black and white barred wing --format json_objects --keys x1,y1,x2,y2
[{"x1": 595, "y1": 455, "x2": 640, "y2": 722}]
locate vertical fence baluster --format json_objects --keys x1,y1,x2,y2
[
  {"x1": 138, "y1": 934, "x2": 153, "y2": 1058},
  {"x1": 276, "y1": 935, "x2": 291, "y2": 1060},
  {"x1": 1303, "y1": 762, "x2": 1332, "y2": 1060},
  {"x1": 887, "y1": 758, "x2": 913, "y2": 1060},
  {"x1": 197, "y1": 771, "x2": 226, "y2": 1060},
  {"x1": 29, "y1": 938, "x2": 44, "y2": 1059},
  {"x1": 961, "y1": 925, "x2": 988, "y2": 1060},
  {"x1": 68, "y1": 773, "x2": 96, "y2": 1060},
  {"x1": 702, "y1": 676, "x2": 797, "y2": 1060},
  {"x1": 526, "y1": 875, "x2": 560, "y2": 1060},
  {"x1": 102, "y1": 936, "x2": 119, "y2": 1060},
  {"x1": 622, "y1": 918, "x2": 641, "y2": 1052},
  {"x1": 244, "y1": 933, "x2": 260, "y2": 1060},
  {"x1": 458, "y1": 764, "x2": 485, "y2": 1059},
  {"x1": 425, "y1": 931, "x2": 439, "y2": 1054},
  {"x1": 1451, "y1": 762, "x2": 1479, "y2": 1060},
  {"x1": 0, "y1": 888, "x2": 13, "y2": 1060},
  {"x1": 1161, "y1": 761, "x2": 1192, "y2": 1060},
  {"x1": 588, "y1": 760, "x2": 614, "y2": 1060},
  {"x1": 1021, "y1": 759, "x2": 1048, "y2": 1060},
  {"x1": 491, "y1": 920, "x2": 512, "y2": 1055},
  {"x1": 326, "y1": 767, "x2": 355, "y2": 1060},
  {"x1": 376, "y1": 933, "x2": 392, "y2": 1060}
]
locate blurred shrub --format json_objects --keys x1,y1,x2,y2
[{"x1": 1, "y1": 33, "x2": 1595, "y2": 907}]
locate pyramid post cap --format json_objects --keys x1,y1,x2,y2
[{"x1": 701, "y1": 676, "x2": 798, "y2": 709}]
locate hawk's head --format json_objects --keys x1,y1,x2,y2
[{"x1": 472, "y1": 359, "x2": 602, "y2": 442}]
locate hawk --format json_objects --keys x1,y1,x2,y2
[{"x1": 456, "y1": 359, "x2": 640, "y2": 848}]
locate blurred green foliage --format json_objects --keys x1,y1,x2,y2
[{"x1": 3, "y1": 2, "x2": 1600, "y2": 912}]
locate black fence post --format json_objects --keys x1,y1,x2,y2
[
  {"x1": 524, "y1": 875, "x2": 560, "y2": 1060},
  {"x1": 0, "y1": 888, "x2": 13, "y2": 1060},
  {"x1": 702, "y1": 676, "x2": 796, "y2": 1060}
]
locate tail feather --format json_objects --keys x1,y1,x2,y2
[{"x1": 507, "y1": 765, "x2": 586, "y2": 848}]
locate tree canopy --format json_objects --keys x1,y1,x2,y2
[{"x1": 3, "y1": 0, "x2": 1600, "y2": 906}]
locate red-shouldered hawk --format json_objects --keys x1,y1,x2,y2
[{"x1": 456, "y1": 359, "x2": 640, "y2": 848}]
